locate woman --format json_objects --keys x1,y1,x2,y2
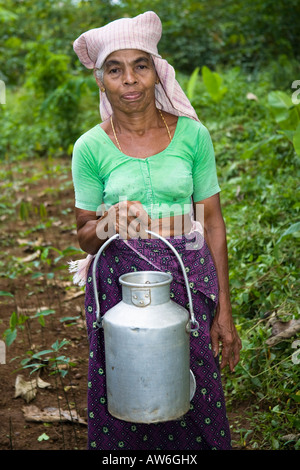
[{"x1": 71, "y1": 11, "x2": 241, "y2": 450}]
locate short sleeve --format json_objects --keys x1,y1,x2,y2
[
  {"x1": 192, "y1": 125, "x2": 221, "y2": 202},
  {"x1": 72, "y1": 138, "x2": 104, "y2": 212}
]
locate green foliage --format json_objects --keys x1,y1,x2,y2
[
  {"x1": 1, "y1": 0, "x2": 300, "y2": 160},
  {"x1": 201, "y1": 66, "x2": 228, "y2": 103},
  {"x1": 1, "y1": 0, "x2": 300, "y2": 88},
  {"x1": 116, "y1": 0, "x2": 300, "y2": 73},
  {"x1": 24, "y1": 43, "x2": 71, "y2": 95},
  {"x1": 186, "y1": 67, "x2": 200, "y2": 103},
  {"x1": 276, "y1": 222, "x2": 300, "y2": 245},
  {"x1": 174, "y1": 63, "x2": 300, "y2": 449},
  {"x1": 267, "y1": 90, "x2": 300, "y2": 155},
  {"x1": 20, "y1": 339, "x2": 73, "y2": 377},
  {"x1": 3, "y1": 308, "x2": 56, "y2": 346}
]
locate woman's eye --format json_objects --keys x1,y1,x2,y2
[{"x1": 109, "y1": 68, "x2": 120, "y2": 74}]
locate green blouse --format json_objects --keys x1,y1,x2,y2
[{"x1": 72, "y1": 116, "x2": 220, "y2": 219}]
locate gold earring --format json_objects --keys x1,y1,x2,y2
[{"x1": 100, "y1": 87, "x2": 106, "y2": 93}]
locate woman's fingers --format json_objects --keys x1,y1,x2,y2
[
  {"x1": 210, "y1": 315, "x2": 242, "y2": 372},
  {"x1": 220, "y1": 332, "x2": 242, "y2": 372},
  {"x1": 115, "y1": 200, "x2": 151, "y2": 239}
]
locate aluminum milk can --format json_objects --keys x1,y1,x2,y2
[{"x1": 92, "y1": 231, "x2": 199, "y2": 424}]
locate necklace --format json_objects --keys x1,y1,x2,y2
[{"x1": 110, "y1": 109, "x2": 172, "y2": 153}]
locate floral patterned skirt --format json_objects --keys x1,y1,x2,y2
[{"x1": 84, "y1": 232, "x2": 231, "y2": 450}]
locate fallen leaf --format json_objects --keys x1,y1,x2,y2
[
  {"x1": 36, "y1": 377, "x2": 51, "y2": 389},
  {"x1": 280, "y1": 433, "x2": 300, "y2": 442},
  {"x1": 0, "y1": 340, "x2": 5, "y2": 364},
  {"x1": 64, "y1": 385, "x2": 78, "y2": 392},
  {"x1": 22, "y1": 405, "x2": 87, "y2": 425},
  {"x1": 266, "y1": 319, "x2": 300, "y2": 347},
  {"x1": 17, "y1": 306, "x2": 55, "y2": 317},
  {"x1": 37, "y1": 433, "x2": 50, "y2": 442},
  {"x1": 15, "y1": 375, "x2": 51, "y2": 403},
  {"x1": 22, "y1": 250, "x2": 41, "y2": 262},
  {"x1": 17, "y1": 237, "x2": 43, "y2": 247},
  {"x1": 46, "y1": 280, "x2": 72, "y2": 287},
  {"x1": 17, "y1": 306, "x2": 37, "y2": 315},
  {"x1": 62, "y1": 290, "x2": 85, "y2": 302},
  {"x1": 246, "y1": 92, "x2": 258, "y2": 101},
  {"x1": 271, "y1": 319, "x2": 298, "y2": 336}
]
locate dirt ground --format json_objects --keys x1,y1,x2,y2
[{"x1": 0, "y1": 156, "x2": 248, "y2": 451}]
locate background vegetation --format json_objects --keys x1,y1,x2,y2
[{"x1": 0, "y1": 0, "x2": 299, "y2": 450}]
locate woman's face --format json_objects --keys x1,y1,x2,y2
[{"x1": 98, "y1": 49, "x2": 158, "y2": 115}]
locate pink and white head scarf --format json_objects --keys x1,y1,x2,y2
[{"x1": 73, "y1": 11, "x2": 199, "y2": 122}]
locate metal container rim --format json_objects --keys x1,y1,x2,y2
[{"x1": 119, "y1": 271, "x2": 173, "y2": 288}]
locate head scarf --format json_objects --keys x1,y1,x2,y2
[{"x1": 73, "y1": 11, "x2": 199, "y2": 122}]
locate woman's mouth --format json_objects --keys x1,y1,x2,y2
[{"x1": 122, "y1": 92, "x2": 142, "y2": 101}]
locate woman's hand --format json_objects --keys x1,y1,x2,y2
[
  {"x1": 99, "y1": 200, "x2": 152, "y2": 240},
  {"x1": 75, "y1": 201, "x2": 151, "y2": 255},
  {"x1": 210, "y1": 305, "x2": 242, "y2": 372}
]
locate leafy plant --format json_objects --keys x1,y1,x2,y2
[
  {"x1": 186, "y1": 67, "x2": 200, "y2": 102},
  {"x1": 267, "y1": 90, "x2": 300, "y2": 155},
  {"x1": 276, "y1": 222, "x2": 300, "y2": 245},
  {"x1": 20, "y1": 339, "x2": 73, "y2": 378},
  {"x1": 202, "y1": 65, "x2": 228, "y2": 103},
  {"x1": 3, "y1": 308, "x2": 56, "y2": 347}
]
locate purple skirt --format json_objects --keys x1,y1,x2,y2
[{"x1": 84, "y1": 232, "x2": 231, "y2": 450}]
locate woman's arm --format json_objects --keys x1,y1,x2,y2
[
  {"x1": 194, "y1": 194, "x2": 242, "y2": 372},
  {"x1": 75, "y1": 208, "x2": 106, "y2": 255}
]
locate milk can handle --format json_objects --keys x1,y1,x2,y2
[
  {"x1": 92, "y1": 233, "x2": 119, "y2": 328},
  {"x1": 92, "y1": 231, "x2": 199, "y2": 332}
]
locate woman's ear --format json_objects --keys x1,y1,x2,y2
[{"x1": 93, "y1": 69, "x2": 105, "y2": 92}]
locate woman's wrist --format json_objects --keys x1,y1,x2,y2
[{"x1": 216, "y1": 290, "x2": 233, "y2": 318}]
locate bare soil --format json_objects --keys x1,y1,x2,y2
[{"x1": 0, "y1": 156, "x2": 250, "y2": 451}]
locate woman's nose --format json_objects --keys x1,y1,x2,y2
[{"x1": 123, "y1": 68, "x2": 137, "y2": 85}]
